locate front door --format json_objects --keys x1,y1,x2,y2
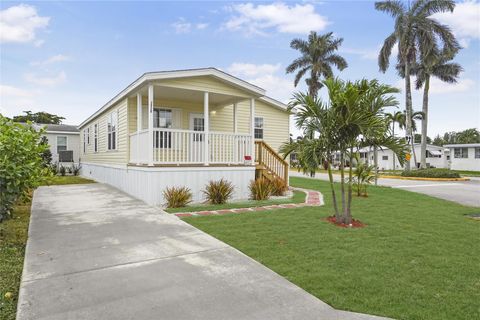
[{"x1": 189, "y1": 113, "x2": 204, "y2": 162}]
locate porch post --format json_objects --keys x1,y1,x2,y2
[
  {"x1": 148, "y1": 85, "x2": 154, "y2": 166},
  {"x1": 136, "y1": 93, "x2": 142, "y2": 165},
  {"x1": 233, "y1": 102, "x2": 238, "y2": 163},
  {"x1": 233, "y1": 102, "x2": 238, "y2": 133},
  {"x1": 203, "y1": 92, "x2": 209, "y2": 165},
  {"x1": 250, "y1": 98, "x2": 255, "y2": 160}
]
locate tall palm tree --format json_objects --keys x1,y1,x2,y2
[
  {"x1": 286, "y1": 31, "x2": 348, "y2": 98},
  {"x1": 415, "y1": 50, "x2": 462, "y2": 168},
  {"x1": 375, "y1": 0, "x2": 456, "y2": 170},
  {"x1": 385, "y1": 110, "x2": 404, "y2": 169}
]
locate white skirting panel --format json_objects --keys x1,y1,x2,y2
[{"x1": 80, "y1": 162, "x2": 255, "y2": 206}]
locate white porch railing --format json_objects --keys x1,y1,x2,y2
[{"x1": 129, "y1": 128, "x2": 252, "y2": 165}]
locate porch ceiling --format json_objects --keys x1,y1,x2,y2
[{"x1": 137, "y1": 85, "x2": 247, "y2": 107}]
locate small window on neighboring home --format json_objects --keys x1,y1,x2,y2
[
  {"x1": 83, "y1": 130, "x2": 86, "y2": 154},
  {"x1": 382, "y1": 155, "x2": 388, "y2": 160},
  {"x1": 57, "y1": 136, "x2": 67, "y2": 154},
  {"x1": 454, "y1": 147, "x2": 468, "y2": 159},
  {"x1": 254, "y1": 117, "x2": 264, "y2": 139},
  {"x1": 87, "y1": 127, "x2": 90, "y2": 145},
  {"x1": 475, "y1": 147, "x2": 480, "y2": 159},
  {"x1": 107, "y1": 111, "x2": 118, "y2": 150},
  {"x1": 94, "y1": 123, "x2": 98, "y2": 152}
]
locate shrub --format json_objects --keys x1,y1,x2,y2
[
  {"x1": 49, "y1": 163, "x2": 59, "y2": 175},
  {"x1": 401, "y1": 168, "x2": 460, "y2": 179},
  {"x1": 249, "y1": 178, "x2": 272, "y2": 200},
  {"x1": 351, "y1": 161, "x2": 375, "y2": 197},
  {"x1": 39, "y1": 136, "x2": 52, "y2": 167},
  {"x1": 270, "y1": 177, "x2": 287, "y2": 196},
  {"x1": 0, "y1": 116, "x2": 48, "y2": 221},
  {"x1": 59, "y1": 165, "x2": 66, "y2": 176},
  {"x1": 66, "y1": 166, "x2": 72, "y2": 174},
  {"x1": 71, "y1": 164, "x2": 81, "y2": 176},
  {"x1": 203, "y1": 179, "x2": 234, "y2": 204},
  {"x1": 163, "y1": 186, "x2": 192, "y2": 208}
]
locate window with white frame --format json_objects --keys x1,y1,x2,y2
[
  {"x1": 57, "y1": 136, "x2": 67, "y2": 154},
  {"x1": 154, "y1": 108, "x2": 172, "y2": 148},
  {"x1": 254, "y1": 117, "x2": 264, "y2": 139},
  {"x1": 454, "y1": 147, "x2": 468, "y2": 158},
  {"x1": 87, "y1": 127, "x2": 90, "y2": 145},
  {"x1": 382, "y1": 155, "x2": 388, "y2": 160},
  {"x1": 94, "y1": 123, "x2": 98, "y2": 152},
  {"x1": 475, "y1": 148, "x2": 480, "y2": 159},
  {"x1": 107, "y1": 111, "x2": 118, "y2": 150}
]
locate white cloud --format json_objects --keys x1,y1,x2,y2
[
  {"x1": 428, "y1": 77, "x2": 475, "y2": 94},
  {"x1": 24, "y1": 71, "x2": 67, "y2": 86},
  {"x1": 0, "y1": 84, "x2": 33, "y2": 98},
  {"x1": 396, "y1": 74, "x2": 475, "y2": 95},
  {"x1": 224, "y1": 2, "x2": 329, "y2": 35},
  {"x1": 172, "y1": 18, "x2": 191, "y2": 34},
  {"x1": 340, "y1": 47, "x2": 378, "y2": 60},
  {"x1": 433, "y1": 1, "x2": 480, "y2": 45},
  {"x1": 227, "y1": 62, "x2": 281, "y2": 77},
  {"x1": 196, "y1": 23, "x2": 208, "y2": 30},
  {"x1": 31, "y1": 54, "x2": 70, "y2": 66},
  {"x1": 226, "y1": 62, "x2": 295, "y2": 102},
  {"x1": 0, "y1": 4, "x2": 49, "y2": 44}
]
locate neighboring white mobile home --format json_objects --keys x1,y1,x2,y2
[
  {"x1": 78, "y1": 68, "x2": 290, "y2": 205},
  {"x1": 19, "y1": 123, "x2": 80, "y2": 164},
  {"x1": 444, "y1": 143, "x2": 480, "y2": 171},
  {"x1": 358, "y1": 144, "x2": 446, "y2": 170}
]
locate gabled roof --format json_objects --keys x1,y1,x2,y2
[
  {"x1": 16, "y1": 122, "x2": 79, "y2": 133},
  {"x1": 38, "y1": 123, "x2": 79, "y2": 133},
  {"x1": 79, "y1": 68, "x2": 271, "y2": 127}
]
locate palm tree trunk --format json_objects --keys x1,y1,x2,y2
[
  {"x1": 411, "y1": 133, "x2": 417, "y2": 168},
  {"x1": 420, "y1": 75, "x2": 430, "y2": 169},
  {"x1": 346, "y1": 148, "x2": 354, "y2": 225},
  {"x1": 404, "y1": 62, "x2": 413, "y2": 171},
  {"x1": 339, "y1": 151, "x2": 346, "y2": 223},
  {"x1": 373, "y1": 146, "x2": 378, "y2": 185},
  {"x1": 392, "y1": 123, "x2": 396, "y2": 170},
  {"x1": 327, "y1": 159, "x2": 340, "y2": 220}
]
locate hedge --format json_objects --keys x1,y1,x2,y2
[{"x1": 401, "y1": 168, "x2": 461, "y2": 178}]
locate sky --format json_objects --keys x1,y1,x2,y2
[{"x1": 1, "y1": 0, "x2": 479, "y2": 139}]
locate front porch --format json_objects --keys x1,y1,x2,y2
[{"x1": 128, "y1": 83, "x2": 256, "y2": 166}]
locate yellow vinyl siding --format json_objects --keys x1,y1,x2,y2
[
  {"x1": 254, "y1": 100, "x2": 290, "y2": 152},
  {"x1": 80, "y1": 99, "x2": 128, "y2": 164}
]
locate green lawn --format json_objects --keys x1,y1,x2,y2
[
  {"x1": 42, "y1": 175, "x2": 95, "y2": 185},
  {"x1": 0, "y1": 175, "x2": 96, "y2": 320},
  {"x1": 454, "y1": 170, "x2": 480, "y2": 177},
  {"x1": 166, "y1": 190, "x2": 305, "y2": 213},
  {"x1": 184, "y1": 176, "x2": 480, "y2": 320}
]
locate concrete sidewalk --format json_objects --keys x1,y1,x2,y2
[{"x1": 17, "y1": 183, "x2": 391, "y2": 320}]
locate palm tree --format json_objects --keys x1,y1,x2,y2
[
  {"x1": 375, "y1": 0, "x2": 456, "y2": 170},
  {"x1": 286, "y1": 31, "x2": 348, "y2": 98},
  {"x1": 415, "y1": 50, "x2": 462, "y2": 168},
  {"x1": 282, "y1": 78, "x2": 407, "y2": 224},
  {"x1": 385, "y1": 110, "x2": 404, "y2": 169}
]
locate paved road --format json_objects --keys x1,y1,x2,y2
[
  {"x1": 18, "y1": 183, "x2": 391, "y2": 320},
  {"x1": 290, "y1": 171, "x2": 480, "y2": 207}
]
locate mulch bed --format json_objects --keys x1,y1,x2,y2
[{"x1": 325, "y1": 215, "x2": 366, "y2": 228}]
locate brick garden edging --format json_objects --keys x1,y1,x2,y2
[{"x1": 174, "y1": 187, "x2": 324, "y2": 218}]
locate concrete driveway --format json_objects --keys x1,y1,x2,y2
[
  {"x1": 290, "y1": 171, "x2": 480, "y2": 207},
  {"x1": 18, "y1": 183, "x2": 390, "y2": 320}
]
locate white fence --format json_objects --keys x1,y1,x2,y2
[{"x1": 129, "y1": 128, "x2": 252, "y2": 165}]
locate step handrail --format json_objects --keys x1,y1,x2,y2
[{"x1": 255, "y1": 140, "x2": 288, "y2": 184}]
